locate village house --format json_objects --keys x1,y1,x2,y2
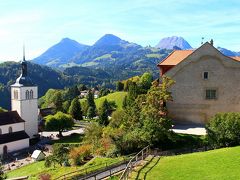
[{"x1": 158, "y1": 41, "x2": 240, "y2": 125}]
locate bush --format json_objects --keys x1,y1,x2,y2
[
  {"x1": 69, "y1": 144, "x2": 92, "y2": 165},
  {"x1": 206, "y1": 112, "x2": 240, "y2": 148}
]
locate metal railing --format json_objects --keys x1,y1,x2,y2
[
  {"x1": 54, "y1": 156, "x2": 133, "y2": 180},
  {"x1": 120, "y1": 145, "x2": 150, "y2": 180}
]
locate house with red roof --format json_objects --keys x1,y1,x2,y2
[{"x1": 158, "y1": 42, "x2": 240, "y2": 124}]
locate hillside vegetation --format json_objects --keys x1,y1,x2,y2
[
  {"x1": 95, "y1": 91, "x2": 127, "y2": 110},
  {"x1": 146, "y1": 146, "x2": 240, "y2": 180}
]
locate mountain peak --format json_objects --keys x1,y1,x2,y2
[
  {"x1": 156, "y1": 36, "x2": 192, "y2": 50},
  {"x1": 94, "y1": 34, "x2": 123, "y2": 46}
]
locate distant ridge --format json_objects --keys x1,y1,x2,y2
[
  {"x1": 32, "y1": 38, "x2": 89, "y2": 67},
  {"x1": 155, "y1": 36, "x2": 192, "y2": 50}
]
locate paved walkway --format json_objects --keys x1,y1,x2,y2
[
  {"x1": 40, "y1": 127, "x2": 84, "y2": 140},
  {"x1": 172, "y1": 124, "x2": 206, "y2": 135}
]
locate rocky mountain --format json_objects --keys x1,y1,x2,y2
[
  {"x1": 217, "y1": 47, "x2": 240, "y2": 57},
  {"x1": 32, "y1": 38, "x2": 89, "y2": 68},
  {"x1": 155, "y1": 36, "x2": 192, "y2": 50}
]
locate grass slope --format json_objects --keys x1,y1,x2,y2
[
  {"x1": 146, "y1": 146, "x2": 240, "y2": 180},
  {"x1": 95, "y1": 91, "x2": 127, "y2": 110},
  {"x1": 7, "y1": 157, "x2": 125, "y2": 180}
]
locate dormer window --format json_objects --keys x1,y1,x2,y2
[{"x1": 203, "y1": 72, "x2": 208, "y2": 80}]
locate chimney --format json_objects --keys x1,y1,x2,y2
[{"x1": 210, "y1": 39, "x2": 213, "y2": 46}]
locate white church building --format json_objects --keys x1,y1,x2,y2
[{"x1": 0, "y1": 55, "x2": 38, "y2": 156}]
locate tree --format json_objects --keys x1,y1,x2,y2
[
  {"x1": 139, "y1": 72, "x2": 153, "y2": 92},
  {"x1": 116, "y1": 81, "x2": 124, "y2": 91},
  {"x1": 65, "y1": 85, "x2": 80, "y2": 100},
  {"x1": 122, "y1": 96, "x2": 128, "y2": 109},
  {"x1": 206, "y1": 112, "x2": 240, "y2": 148},
  {"x1": 78, "y1": 84, "x2": 87, "y2": 91},
  {"x1": 126, "y1": 82, "x2": 139, "y2": 106},
  {"x1": 45, "y1": 112, "x2": 74, "y2": 137},
  {"x1": 44, "y1": 144, "x2": 69, "y2": 167},
  {"x1": 52, "y1": 91, "x2": 63, "y2": 112},
  {"x1": 98, "y1": 99, "x2": 109, "y2": 126},
  {"x1": 62, "y1": 100, "x2": 71, "y2": 113},
  {"x1": 87, "y1": 107, "x2": 95, "y2": 119},
  {"x1": 86, "y1": 90, "x2": 96, "y2": 118},
  {"x1": 139, "y1": 76, "x2": 174, "y2": 146},
  {"x1": 69, "y1": 98, "x2": 83, "y2": 120}
]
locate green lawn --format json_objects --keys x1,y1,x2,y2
[
  {"x1": 7, "y1": 156, "x2": 125, "y2": 180},
  {"x1": 95, "y1": 91, "x2": 127, "y2": 110},
  {"x1": 52, "y1": 133, "x2": 84, "y2": 144},
  {"x1": 146, "y1": 146, "x2": 240, "y2": 180}
]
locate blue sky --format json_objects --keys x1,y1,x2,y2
[{"x1": 0, "y1": 0, "x2": 239, "y2": 61}]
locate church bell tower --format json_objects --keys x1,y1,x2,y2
[{"x1": 11, "y1": 48, "x2": 38, "y2": 139}]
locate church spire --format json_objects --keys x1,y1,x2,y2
[
  {"x1": 21, "y1": 45, "x2": 27, "y2": 76},
  {"x1": 23, "y1": 44, "x2": 26, "y2": 62}
]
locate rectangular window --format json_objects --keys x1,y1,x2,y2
[
  {"x1": 203, "y1": 72, "x2": 208, "y2": 79},
  {"x1": 206, "y1": 89, "x2": 217, "y2": 99}
]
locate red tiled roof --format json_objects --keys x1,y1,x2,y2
[
  {"x1": 158, "y1": 49, "x2": 240, "y2": 66},
  {"x1": 230, "y1": 56, "x2": 240, "y2": 61},
  {"x1": 158, "y1": 50, "x2": 194, "y2": 66}
]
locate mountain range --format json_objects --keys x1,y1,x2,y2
[{"x1": 32, "y1": 35, "x2": 239, "y2": 69}]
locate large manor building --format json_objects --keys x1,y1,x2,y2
[
  {"x1": 158, "y1": 42, "x2": 240, "y2": 125},
  {"x1": 0, "y1": 55, "x2": 38, "y2": 156}
]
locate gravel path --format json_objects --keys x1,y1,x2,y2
[{"x1": 172, "y1": 124, "x2": 206, "y2": 135}]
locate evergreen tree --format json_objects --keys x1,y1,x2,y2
[
  {"x1": 62, "y1": 100, "x2": 71, "y2": 113},
  {"x1": 52, "y1": 91, "x2": 63, "y2": 112},
  {"x1": 66, "y1": 85, "x2": 80, "y2": 100},
  {"x1": 116, "y1": 81, "x2": 124, "y2": 91},
  {"x1": 98, "y1": 99, "x2": 109, "y2": 126},
  {"x1": 69, "y1": 97, "x2": 83, "y2": 120},
  {"x1": 86, "y1": 90, "x2": 96, "y2": 118},
  {"x1": 122, "y1": 96, "x2": 128, "y2": 109},
  {"x1": 127, "y1": 82, "x2": 139, "y2": 105},
  {"x1": 87, "y1": 106, "x2": 95, "y2": 119}
]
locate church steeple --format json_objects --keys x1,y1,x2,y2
[
  {"x1": 21, "y1": 45, "x2": 27, "y2": 77},
  {"x1": 12, "y1": 46, "x2": 34, "y2": 86}
]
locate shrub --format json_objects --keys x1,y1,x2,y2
[
  {"x1": 69, "y1": 144, "x2": 92, "y2": 165},
  {"x1": 206, "y1": 112, "x2": 240, "y2": 148}
]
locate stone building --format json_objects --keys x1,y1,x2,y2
[{"x1": 158, "y1": 42, "x2": 240, "y2": 124}]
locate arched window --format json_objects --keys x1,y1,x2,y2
[
  {"x1": 14, "y1": 90, "x2": 18, "y2": 99},
  {"x1": 30, "y1": 90, "x2": 33, "y2": 99},
  {"x1": 0, "y1": 128, "x2": 2, "y2": 135},
  {"x1": 8, "y1": 126, "x2": 12, "y2": 133},
  {"x1": 26, "y1": 90, "x2": 29, "y2": 99}
]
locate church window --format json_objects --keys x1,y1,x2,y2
[
  {"x1": 30, "y1": 90, "x2": 33, "y2": 99},
  {"x1": 8, "y1": 126, "x2": 13, "y2": 133},
  {"x1": 26, "y1": 90, "x2": 29, "y2": 99},
  {"x1": 14, "y1": 90, "x2": 18, "y2": 99}
]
